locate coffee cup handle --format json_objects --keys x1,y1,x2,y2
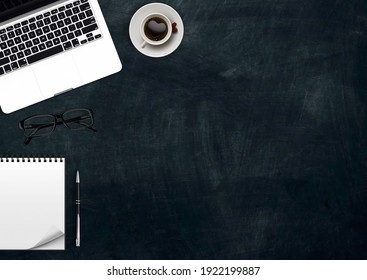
[{"x1": 141, "y1": 41, "x2": 147, "y2": 48}]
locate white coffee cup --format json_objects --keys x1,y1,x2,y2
[{"x1": 140, "y1": 13, "x2": 172, "y2": 48}]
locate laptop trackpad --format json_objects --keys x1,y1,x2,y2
[{"x1": 34, "y1": 55, "x2": 81, "y2": 97}]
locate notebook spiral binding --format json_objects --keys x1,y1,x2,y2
[{"x1": 0, "y1": 156, "x2": 64, "y2": 163}]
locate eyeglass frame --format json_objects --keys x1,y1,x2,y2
[{"x1": 19, "y1": 108, "x2": 97, "y2": 145}]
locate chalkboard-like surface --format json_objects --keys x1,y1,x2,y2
[{"x1": 1, "y1": 0, "x2": 367, "y2": 259}]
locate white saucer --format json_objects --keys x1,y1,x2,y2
[{"x1": 129, "y1": 3, "x2": 184, "y2": 58}]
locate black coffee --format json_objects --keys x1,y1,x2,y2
[{"x1": 144, "y1": 17, "x2": 168, "y2": 41}]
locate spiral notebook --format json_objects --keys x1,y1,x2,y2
[{"x1": 0, "y1": 157, "x2": 65, "y2": 250}]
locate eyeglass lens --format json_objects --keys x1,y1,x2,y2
[{"x1": 23, "y1": 115, "x2": 56, "y2": 137}]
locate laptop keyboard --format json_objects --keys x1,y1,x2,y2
[{"x1": 0, "y1": 0, "x2": 102, "y2": 76}]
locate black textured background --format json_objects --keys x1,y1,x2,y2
[{"x1": 1, "y1": 0, "x2": 367, "y2": 259}]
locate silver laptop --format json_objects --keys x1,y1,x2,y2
[{"x1": 0, "y1": 0, "x2": 122, "y2": 113}]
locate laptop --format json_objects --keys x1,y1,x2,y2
[{"x1": 0, "y1": 0, "x2": 122, "y2": 114}]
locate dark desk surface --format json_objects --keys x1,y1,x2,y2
[{"x1": 1, "y1": 0, "x2": 367, "y2": 259}]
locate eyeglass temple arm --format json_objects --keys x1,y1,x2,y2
[
  {"x1": 24, "y1": 136, "x2": 33, "y2": 145},
  {"x1": 73, "y1": 120, "x2": 97, "y2": 132}
]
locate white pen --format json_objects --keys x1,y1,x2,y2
[{"x1": 76, "y1": 170, "x2": 80, "y2": 247}]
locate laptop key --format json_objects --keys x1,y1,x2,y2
[
  {"x1": 10, "y1": 54, "x2": 17, "y2": 61},
  {"x1": 82, "y1": 24, "x2": 98, "y2": 34},
  {"x1": 32, "y1": 38, "x2": 40, "y2": 45},
  {"x1": 36, "y1": 21, "x2": 44, "y2": 28},
  {"x1": 72, "y1": 39, "x2": 80, "y2": 47},
  {"x1": 29, "y1": 31, "x2": 36, "y2": 39},
  {"x1": 4, "y1": 64, "x2": 11, "y2": 73},
  {"x1": 44, "y1": 18, "x2": 51, "y2": 25},
  {"x1": 29, "y1": 23, "x2": 37, "y2": 30},
  {"x1": 43, "y1": 26, "x2": 51, "y2": 33},
  {"x1": 64, "y1": 18, "x2": 72, "y2": 25},
  {"x1": 11, "y1": 62, "x2": 19, "y2": 70},
  {"x1": 17, "y1": 52, "x2": 24, "y2": 59},
  {"x1": 22, "y1": 26, "x2": 30, "y2": 32},
  {"x1": 63, "y1": 41, "x2": 72, "y2": 50},
  {"x1": 0, "y1": 67, "x2": 4, "y2": 75},
  {"x1": 0, "y1": 51, "x2": 3, "y2": 58},
  {"x1": 67, "y1": 33, "x2": 75, "y2": 40},
  {"x1": 0, "y1": 57, "x2": 10, "y2": 66},
  {"x1": 7, "y1": 40, "x2": 15, "y2": 47},
  {"x1": 57, "y1": 21, "x2": 65, "y2": 28},
  {"x1": 80, "y1": 3, "x2": 90, "y2": 11},
  {"x1": 0, "y1": 43, "x2": 7, "y2": 50},
  {"x1": 78, "y1": 12, "x2": 86, "y2": 20},
  {"x1": 83, "y1": 17, "x2": 95, "y2": 26},
  {"x1": 72, "y1": 7, "x2": 80, "y2": 14},
  {"x1": 69, "y1": 24, "x2": 76, "y2": 32},
  {"x1": 50, "y1": 23, "x2": 57, "y2": 31},
  {"x1": 27, "y1": 45, "x2": 64, "y2": 65},
  {"x1": 18, "y1": 59, "x2": 27, "y2": 67}
]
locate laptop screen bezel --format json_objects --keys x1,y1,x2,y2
[{"x1": 0, "y1": 0, "x2": 60, "y2": 24}]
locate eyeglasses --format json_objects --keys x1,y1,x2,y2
[{"x1": 19, "y1": 108, "x2": 97, "y2": 145}]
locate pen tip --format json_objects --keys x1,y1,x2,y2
[{"x1": 76, "y1": 170, "x2": 80, "y2": 183}]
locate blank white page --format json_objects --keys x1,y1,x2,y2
[{"x1": 0, "y1": 157, "x2": 65, "y2": 250}]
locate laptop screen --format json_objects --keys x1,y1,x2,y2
[{"x1": 0, "y1": 0, "x2": 58, "y2": 23}]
